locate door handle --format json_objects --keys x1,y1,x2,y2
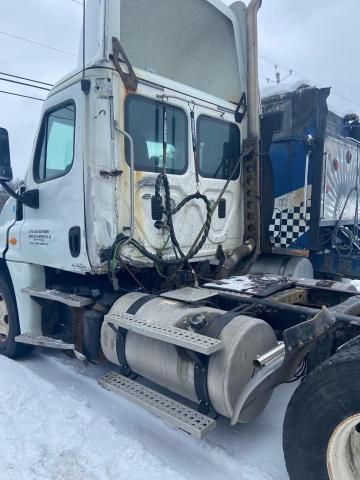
[{"x1": 69, "y1": 226, "x2": 81, "y2": 258}]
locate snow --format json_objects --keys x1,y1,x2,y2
[
  {"x1": 205, "y1": 275, "x2": 290, "y2": 295},
  {"x1": 261, "y1": 79, "x2": 312, "y2": 99},
  {"x1": 0, "y1": 351, "x2": 295, "y2": 480}
]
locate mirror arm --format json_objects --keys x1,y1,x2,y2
[{"x1": 0, "y1": 181, "x2": 39, "y2": 209}]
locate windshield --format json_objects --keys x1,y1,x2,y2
[
  {"x1": 125, "y1": 95, "x2": 188, "y2": 175},
  {"x1": 198, "y1": 116, "x2": 240, "y2": 180}
]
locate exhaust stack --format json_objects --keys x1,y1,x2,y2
[{"x1": 246, "y1": 0, "x2": 262, "y2": 139}]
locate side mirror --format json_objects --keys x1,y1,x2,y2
[
  {"x1": 0, "y1": 128, "x2": 13, "y2": 182},
  {"x1": 0, "y1": 128, "x2": 38, "y2": 208}
]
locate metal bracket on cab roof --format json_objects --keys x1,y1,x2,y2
[
  {"x1": 110, "y1": 37, "x2": 138, "y2": 92},
  {"x1": 235, "y1": 92, "x2": 247, "y2": 124}
]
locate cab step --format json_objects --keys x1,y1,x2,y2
[
  {"x1": 105, "y1": 312, "x2": 223, "y2": 355},
  {"x1": 98, "y1": 371, "x2": 216, "y2": 438},
  {"x1": 15, "y1": 333, "x2": 75, "y2": 349},
  {"x1": 22, "y1": 287, "x2": 92, "y2": 307},
  {"x1": 15, "y1": 333, "x2": 86, "y2": 361}
]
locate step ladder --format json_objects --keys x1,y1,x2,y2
[
  {"x1": 105, "y1": 312, "x2": 223, "y2": 355},
  {"x1": 22, "y1": 287, "x2": 92, "y2": 308},
  {"x1": 98, "y1": 371, "x2": 216, "y2": 438},
  {"x1": 15, "y1": 333, "x2": 86, "y2": 361}
]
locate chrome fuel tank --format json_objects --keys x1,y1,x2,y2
[{"x1": 101, "y1": 293, "x2": 277, "y2": 422}]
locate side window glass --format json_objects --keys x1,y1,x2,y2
[
  {"x1": 35, "y1": 103, "x2": 76, "y2": 181},
  {"x1": 198, "y1": 116, "x2": 241, "y2": 180}
]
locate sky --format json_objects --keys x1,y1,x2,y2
[{"x1": 0, "y1": 0, "x2": 359, "y2": 179}]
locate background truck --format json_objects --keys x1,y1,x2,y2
[
  {"x1": 260, "y1": 83, "x2": 360, "y2": 282},
  {"x1": 0, "y1": 1, "x2": 359, "y2": 479}
]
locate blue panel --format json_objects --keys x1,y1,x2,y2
[
  {"x1": 263, "y1": 86, "x2": 330, "y2": 253},
  {"x1": 311, "y1": 250, "x2": 360, "y2": 279},
  {"x1": 270, "y1": 140, "x2": 307, "y2": 198},
  {"x1": 290, "y1": 230, "x2": 311, "y2": 249}
]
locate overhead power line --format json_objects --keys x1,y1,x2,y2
[
  {"x1": 0, "y1": 35, "x2": 358, "y2": 112},
  {"x1": 0, "y1": 77, "x2": 51, "y2": 92},
  {"x1": 260, "y1": 56, "x2": 311, "y2": 82},
  {"x1": 327, "y1": 91, "x2": 360, "y2": 110},
  {"x1": 260, "y1": 55, "x2": 360, "y2": 109},
  {"x1": 0, "y1": 30, "x2": 76, "y2": 57},
  {"x1": 0, "y1": 90, "x2": 45, "y2": 102},
  {"x1": 0, "y1": 71, "x2": 53, "y2": 87}
]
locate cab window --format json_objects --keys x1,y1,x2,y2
[
  {"x1": 198, "y1": 115, "x2": 240, "y2": 180},
  {"x1": 125, "y1": 95, "x2": 188, "y2": 174},
  {"x1": 34, "y1": 102, "x2": 76, "y2": 182}
]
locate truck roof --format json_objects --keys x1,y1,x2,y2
[{"x1": 51, "y1": 0, "x2": 247, "y2": 105}]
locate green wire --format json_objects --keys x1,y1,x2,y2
[{"x1": 112, "y1": 233, "x2": 172, "y2": 277}]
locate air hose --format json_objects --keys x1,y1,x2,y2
[
  {"x1": 115, "y1": 172, "x2": 213, "y2": 267},
  {"x1": 110, "y1": 147, "x2": 244, "y2": 276}
]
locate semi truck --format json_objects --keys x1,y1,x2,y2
[
  {"x1": 0, "y1": 1, "x2": 359, "y2": 479},
  {"x1": 261, "y1": 83, "x2": 360, "y2": 281}
]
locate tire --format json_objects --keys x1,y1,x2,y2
[
  {"x1": 0, "y1": 271, "x2": 30, "y2": 358},
  {"x1": 283, "y1": 343, "x2": 360, "y2": 480}
]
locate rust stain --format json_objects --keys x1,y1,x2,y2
[{"x1": 135, "y1": 171, "x2": 144, "y2": 183}]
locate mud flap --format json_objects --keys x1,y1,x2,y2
[{"x1": 230, "y1": 306, "x2": 336, "y2": 425}]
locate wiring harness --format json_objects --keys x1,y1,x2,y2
[{"x1": 109, "y1": 172, "x2": 213, "y2": 281}]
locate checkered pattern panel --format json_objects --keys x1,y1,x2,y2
[{"x1": 269, "y1": 202, "x2": 311, "y2": 248}]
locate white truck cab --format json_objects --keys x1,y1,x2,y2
[
  {"x1": 0, "y1": 3, "x2": 358, "y2": 479},
  {"x1": 2, "y1": 0, "x2": 250, "y2": 276}
]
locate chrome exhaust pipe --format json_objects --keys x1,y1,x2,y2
[
  {"x1": 254, "y1": 342, "x2": 286, "y2": 369},
  {"x1": 246, "y1": 0, "x2": 262, "y2": 140}
]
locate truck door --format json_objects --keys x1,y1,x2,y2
[{"x1": 14, "y1": 83, "x2": 90, "y2": 273}]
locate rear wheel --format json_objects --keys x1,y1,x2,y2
[
  {"x1": 0, "y1": 271, "x2": 30, "y2": 358},
  {"x1": 327, "y1": 412, "x2": 360, "y2": 479},
  {"x1": 283, "y1": 342, "x2": 360, "y2": 480}
]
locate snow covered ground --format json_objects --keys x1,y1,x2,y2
[{"x1": 0, "y1": 350, "x2": 295, "y2": 480}]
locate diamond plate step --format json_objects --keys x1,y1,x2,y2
[
  {"x1": 15, "y1": 333, "x2": 75, "y2": 349},
  {"x1": 22, "y1": 287, "x2": 92, "y2": 307},
  {"x1": 98, "y1": 372, "x2": 216, "y2": 438},
  {"x1": 15, "y1": 333, "x2": 87, "y2": 361},
  {"x1": 106, "y1": 312, "x2": 223, "y2": 355},
  {"x1": 160, "y1": 287, "x2": 219, "y2": 304}
]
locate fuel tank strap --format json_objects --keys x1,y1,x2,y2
[
  {"x1": 186, "y1": 350, "x2": 212, "y2": 415},
  {"x1": 126, "y1": 295, "x2": 158, "y2": 315},
  {"x1": 110, "y1": 295, "x2": 158, "y2": 377},
  {"x1": 108, "y1": 323, "x2": 133, "y2": 377},
  {"x1": 191, "y1": 311, "x2": 240, "y2": 415},
  {"x1": 202, "y1": 311, "x2": 240, "y2": 339}
]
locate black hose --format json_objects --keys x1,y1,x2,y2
[
  {"x1": 128, "y1": 173, "x2": 212, "y2": 267},
  {"x1": 332, "y1": 186, "x2": 358, "y2": 257},
  {"x1": 111, "y1": 149, "x2": 243, "y2": 274}
]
